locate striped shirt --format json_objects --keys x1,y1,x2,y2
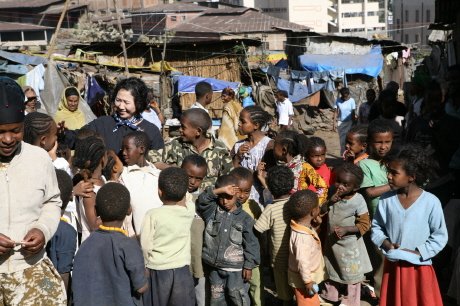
[{"x1": 254, "y1": 198, "x2": 291, "y2": 267}]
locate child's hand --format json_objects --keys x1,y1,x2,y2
[
  {"x1": 334, "y1": 226, "x2": 347, "y2": 239},
  {"x1": 215, "y1": 185, "x2": 239, "y2": 197},
  {"x1": 56, "y1": 120, "x2": 68, "y2": 136},
  {"x1": 237, "y1": 143, "x2": 250, "y2": 159},
  {"x1": 73, "y1": 180, "x2": 94, "y2": 198},
  {"x1": 330, "y1": 190, "x2": 342, "y2": 203},
  {"x1": 381, "y1": 239, "x2": 399, "y2": 252},
  {"x1": 242, "y1": 268, "x2": 252, "y2": 282},
  {"x1": 343, "y1": 149, "x2": 355, "y2": 162}
]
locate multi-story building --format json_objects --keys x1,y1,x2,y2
[
  {"x1": 392, "y1": 0, "x2": 434, "y2": 45},
  {"x1": 219, "y1": 0, "x2": 387, "y2": 36}
]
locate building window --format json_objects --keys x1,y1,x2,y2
[
  {"x1": 182, "y1": 15, "x2": 186, "y2": 21},
  {"x1": 426, "y1": 10, "x2": 430, "y2": 22},
  {"x1": 405, "y1": 34, "x2": 409, "y2": 43},
  {"x1": 415, "y1": 10, "x2": 419, "y2": 22},
  {"x1": 171, "y1": 16, "x2": 177, "y2": 21},
  {"x1": 405, "y1": 10, "x2": 409, "y2": 22},
  {"x1": 342, "y1": 12, "x2": 364, "y2": 18},
  {"x1": 262, "y1": 7, "x2": 287, "y2": 13},
  {"x1": 415, "y1": 34, "x2": 419, "y2": 42}
]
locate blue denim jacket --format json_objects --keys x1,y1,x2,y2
[{"x1": 197, "y1": 187, "x2": 260, "y2": 270}]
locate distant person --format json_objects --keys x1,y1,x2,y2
[
  {"x1": 358, "y1": 89, "x2": 376, "y2": 124},
  {"x1": 142, "y1": 89, "x2": 164, "y2": 130},
  {"x1": 23, "y1": 86, "x2": 39, "y2": 114},
  {"x1": 54, "y1": 87, "x2": 88, "y2": 130},
  {"x1": 333, "y1": 87, "x2": 356, "y2": 154},
  {"x1": 218, "y1": 87, "x2": 244, "y2": 150},
  {"x1": 275, "y1": 90, "x2": 294, "y2": 130},
  {"x1": 191, "y1": 81, "x2": 213, "y2": 114}
]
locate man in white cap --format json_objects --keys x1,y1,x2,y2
[{"x1": 0, "y1": 77, "x2": 66, "y2": 305}]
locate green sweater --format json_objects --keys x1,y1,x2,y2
[{"x1": 140, "y1": 202, "x2": 195, "y2": 270}]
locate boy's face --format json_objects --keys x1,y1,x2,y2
[
  {"x1": 345, "y1": 133, "x2": 366, "y2": 155},
  {"x1": 341, "y1": 93, "x2": 350, "y2": 101},
  {"x1": 236, "y1": 178, "x2": 252, "y2": 204},
  {"x1": 307, "y1": 146, "x2": 326, "y2": 168},
  {"x1": 180, "y1": 116, "x2": 199, "y2": 143},
  {"x1": 334, "y1": 171, "x2": 359, "y2": 196},
  {"x1": 183, "y1": 163, "x2": 207, "y2": 193},
  {"x1": 121, "y1": 137, "x2": 144, "y2": 166},
  {"x1": 369, "y1": 132, "x2": 393, "y2": 159},
  {"x1": 218, "y1": 190, "x2": 238, "y2": 212}
]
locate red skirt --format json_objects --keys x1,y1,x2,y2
[{"x1": 380, "y1": 259, "x2": 443, "y2": 306}]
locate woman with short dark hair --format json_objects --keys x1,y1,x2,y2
[{"x1": 64, "y1": 77, "x2": 164, "y2": 154}]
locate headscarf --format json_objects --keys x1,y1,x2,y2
[{"x1": 54, "y1": 86, "x2": 86, "y2": 130}]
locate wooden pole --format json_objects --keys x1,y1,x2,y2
[
  {"x1": 160, "y1": 32, "x2": 169, "y2": 113},
  {"x1": 241, "y1": 41, "x2": 255, "y2": 88},
  {"x1": 47, "y1": 0, "x2": 71, "y2": 59},
  {"x1": 113, "y1": 0, "x2": 130, "y2": 76}
]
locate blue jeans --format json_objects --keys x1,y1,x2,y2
[{"x1": 206, "y1": 266, "x2": 250, "y2": 306}]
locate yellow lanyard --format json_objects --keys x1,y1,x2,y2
[{"x1": 99, "y1": 225, "x2": 128, "y2": 236}]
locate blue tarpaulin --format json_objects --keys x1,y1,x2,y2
[
  {"x1": 0, "y1": 50, "x2": 47, "y2": 66},
  {"x1": 298, "y1": 46, "x2": 383, "y2": 78},
  {"x1": 175, "y1": 75, "x2": 239, "y2": 93},
  {"x1": 276, "y1": 78, "x2": 326, "y2": 103}
]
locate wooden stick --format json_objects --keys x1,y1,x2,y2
[
  {"x1": 113, "y1": 0, "x2": 129, "y2": 76},
  {"x1": 47, "y1": 0, "x2": 71, "y2": 59}
]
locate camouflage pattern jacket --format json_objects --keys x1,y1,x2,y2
[{"x1": 151, "y1": 137, "x2": 233, "y2": 188}]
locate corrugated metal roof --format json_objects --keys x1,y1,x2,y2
[
  {"x1": 132, "y1": 2, "x2": 211, "y2": 14},
  {"x1": 0, "y1": 0, "x2": 62, "y2": 9},
  {"x1": 173, "y1": 9, "x2": 309, "y2": 34},
  {"x1": 0, "y1": 21, "x2": 53, "y2": 31},
  {"x1": 40, "y1": 3, "x2": 87, "y2": 14}
]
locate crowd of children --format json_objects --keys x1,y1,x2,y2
[{"x1": 2, "y1": 73, "x2": 458, "y2": 306}]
